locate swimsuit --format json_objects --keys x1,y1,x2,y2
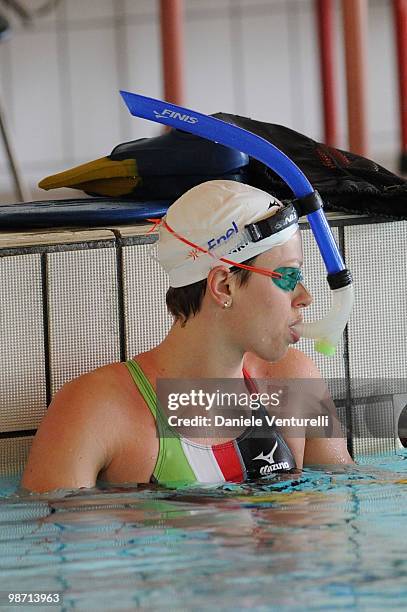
[{"x1": 125, "y1": 359, "x2": 296, "y2": 486}]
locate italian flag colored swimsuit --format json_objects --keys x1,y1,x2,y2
[{"x1": 125, "y1": 359, "x2": 296, "y2": 487}]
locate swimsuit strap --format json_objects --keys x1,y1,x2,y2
[
  {"x1": 125, "y1": 359, "x2": 158, "y2": 419},
  {"x1": 242, "y1": 366, "x2": 259, "y2": 395}
]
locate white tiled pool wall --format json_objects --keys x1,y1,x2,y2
[{"x1": 1, "y1": 218, "x2": 406, "y2": 476}]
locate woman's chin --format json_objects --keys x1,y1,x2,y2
[{"x1": 252, "y1": 344, "x2": 288, "y2": 364}]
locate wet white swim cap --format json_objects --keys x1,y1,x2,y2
[{"x1": 157, "y1": 180, "x2": 299, "y2": 287}]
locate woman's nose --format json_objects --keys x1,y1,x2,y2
[{"x1": 292, "y1": 282, "x2": 312, "y2": 308}]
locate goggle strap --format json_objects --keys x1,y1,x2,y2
[{"x1": 149, "y1": 218, "x2": 283, "y2": 280}]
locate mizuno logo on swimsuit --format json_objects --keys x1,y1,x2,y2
[
  {"x1": 153, "y1": 109, "x2": 198, "y2": 124},
  {"x1": 208, "y1": 221, "x2": 239, "y2": 250},
  {"x1": 259, "y1": 462, "x2": 290, "y2": 475},
  {"x1": 253, "y1": 440, "x2": 290, "y2": 474},
  {"x1": 253, "y1": 440, "x2": 278, "y2": 464}
]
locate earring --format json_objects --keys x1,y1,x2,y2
[{"x1": 223, "y1": 299, "x2": 232, "y2": 309}]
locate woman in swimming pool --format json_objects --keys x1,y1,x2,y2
[{"x1": 22, "y1": 180, "x2": 352, "y2": 492}]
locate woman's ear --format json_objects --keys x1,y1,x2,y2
[{"x1": 206, "y1": 266, "x2": 233, "y2": 308}]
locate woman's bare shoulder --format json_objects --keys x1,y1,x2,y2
[
  {"x1": 22, "y1": 361, "x2": 158, "y2": 492},
  {"x1": 48, "y1": 361, "x2": 147, "y2": 426},
  {"x1": 62, "y1": 361, "x2": 132, "y2": 391}
]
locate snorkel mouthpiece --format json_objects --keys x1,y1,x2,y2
[
  {"x1": 292, "y1": 197, "x2": 354, "y2": 356},
  {"x1": 120, "y1": 91, "x2": 354, "y2": 355},
  {"x1": 294, "y1": 282, "x2": 354, "y2": 356}
]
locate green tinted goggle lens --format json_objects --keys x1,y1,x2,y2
[{"x1": 272, "y1": 267, "x2": 303, "y2": 292}]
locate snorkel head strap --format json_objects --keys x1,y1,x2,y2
[
  {"x1": 246, "y1": 203, "x2": 299, "y2": 242},
  {"x1": 120, "y1": 91, "x2": 354, "y2": 356}
]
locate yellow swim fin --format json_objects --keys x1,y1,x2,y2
[
  {"x1": 39, "y1": 157, "x2": 140, "y2": 197},
  {"x1": 66, "y1": 177, "x2": 139, "y2": 197}
]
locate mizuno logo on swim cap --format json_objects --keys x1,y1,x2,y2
[
  {"x1": 253, "y1": 440, "x2": 278, "y2": 464},
  {"x1": 230, "y1": 241, "x2": 250, "y2": 254},
  {"x1": 207, "y1": 221, "x2": 239, "y2": 250},
  {"x1": 153, "y1": 109, "x2": 198, "y2": 124}
]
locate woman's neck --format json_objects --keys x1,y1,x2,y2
[{"x1": 141, "y1": 316, "x2": 245, "y2": 380}]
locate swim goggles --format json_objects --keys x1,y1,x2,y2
[{"x1": 272, "y1": 267, "x2": 303, "y2": 292}]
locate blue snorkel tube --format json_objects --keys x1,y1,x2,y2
[{"x1": 120, "y1": 91, "x2": 354, "y2": 356}]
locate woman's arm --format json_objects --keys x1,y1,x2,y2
[
  {"x1": 21, "y1": 369, "x2": 117, "y2": 493},
  {"x1": 244, "y1": 348, "x2": 353, "y2": 466}
]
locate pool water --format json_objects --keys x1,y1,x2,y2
[{"x1": 1, "y1": 451, "x2": 407, "y2": 610}]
